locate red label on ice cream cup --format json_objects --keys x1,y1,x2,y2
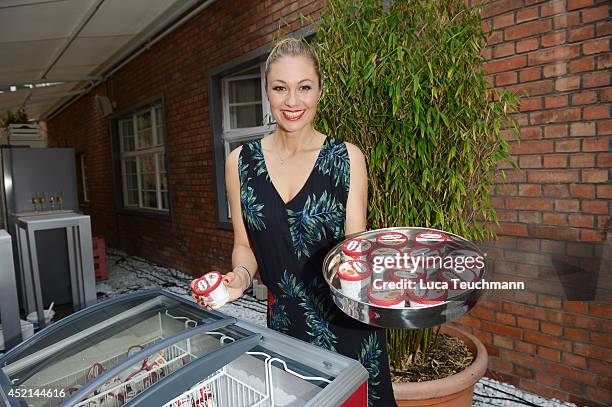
[
  {"x1": 414, "y1": 231, "x2": 447, "y2": 249},
  {"x1": 193, "y1": 271, "x2": 223, "y2": 296},
  {"x1": 337, "y1": 260, "x2": 371, "y2": 281},
  {"x1": 367, "y1": 286, "x2": 407, "y2": 307},
  {"x1": 375, "y1": 232, "x2": 409, "y2": 249},
  {"x1": 342, "y1": 238, "x2": 373, "y2": 257},
  {"x1": 406, "y1": 284, "x2": 445, "y2": 306}
]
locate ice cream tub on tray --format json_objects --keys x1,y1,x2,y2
[
  {"x1": 342, "y1": 238, "x2": 374, "y2": 261},
  {"x1": 367, "y1": 286, "x2": 407, "y2": 309},
  {"x1": 375, "y1": 231, "x2": 409, "y2": 251},
  {"x1": 336, "y1": 260, "x2": 371, "y2": 300}
]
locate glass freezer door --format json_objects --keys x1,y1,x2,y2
[{"x1": 0, "y1": 290, "x2": 262, "y2": 407}]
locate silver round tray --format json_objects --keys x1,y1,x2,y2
[{"x1": 322, "y1": 227, "x2": 486, "y2": 329}]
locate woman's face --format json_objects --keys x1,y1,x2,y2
[{"x1": 266, "y1": 55, "x2": 321, "y2": 132}]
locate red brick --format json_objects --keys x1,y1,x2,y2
[
  {"x1": 590, "y1": 302, "x2": 612, "y2": 318},
  {"x1": 543, "y1": 212, "x2": 568, "y2": 225},
  {"x1": 541, "y1": 31, "x2": 567, "y2": 47},
  {"x1": 527, "y1": 170, "x2": 580, "y2": 183},
  {"x1": 508, "y1": 80, "x2": 555, "y2": 96},
  {"x1": 494, "y1": 41, "x2": 516, "y2": 58},
  {"x1": 591, "y1": 332, "x2": 612, "y2": 348},
  {"x1": 570, "y1": 154, "x2": 595, "y2": 168},
  {"x1": 570, "y1": 122, "x2": 596, "y2": 136},
  {"x1": 542, "y1": 155, "x2": 566, "y2": 167},
  {"x1": 582, "y1": 5, "x2": 610, "y2": 23},
  {"x1": 520, "y1": 126, "x2": 542, "y2": 139},
  {"x1": 542, "y1": 183, "x2": 570, "y2": 197},
  {"x1": 555, "y1": 199, "x2": 580, "y2": 212},
  {"x1": 598, "y1": 153, "x2": 612, "y2": 166},
  {"x1": 570, "y1": 184, "x2": 595, "y2": 198},
  {"x1": 493, "y1": 13, "x2": 515, "y2": 30},
  {"x1": 583, "y1": 71, "x2": 611, "y2": 88},
  {"x1": 495, "y1": 312, "x2": 517, "y2": 326},
  {"x1": 517, "y1": 316, "x2": 539, "y2": 330},
  {"x1": 525, "y1": 330, "x2": 572, "y2": 351},
  {"x1": 568, "y1": 25, "x2": 596, "y2": 42},
  {"x1": 555, "y1": 76, "x2": 581, "y2": 91},
  {"x1": 509, "y1": 140, "x2": 553, "y2": 154},
  {"x1": 540, "y1": 239, "x2": 566, "y2": 253},
  {"x1": 519, "y1": 155, "x2": 542, "y2": 168},
  {"x1": 516, "y1": 38, "x2": 540, "y2": 53},
  {"x1": 582, "y1": 200, "x2": 609, "y2": 214},
  {"x1": 603, "y1": 88, "x2": 612, "y2": 102},
  {"x1": 583, "y1": 105, "x2": 609, "y2": 120},
  {"x1": 517, "y1": 7, "x2": 539, "y2": 23},
  {"x1": 560, "y1": 378, "x2": 586, "y2": 395},
  {"x1": 544, "y1": 124, "x2": 568, "y2": 138},
  {"x1": 596, "y1": 20, "x2": 612, "y2": 36},
  {"x1": 570, "y1": 154, "x2": 595, "y2": 167},
  {"x1": 582, "y1": 169, "x2": 609, "y2": 183},
  {"x1": 598, "y1": 120, "x2": 612, "y2": 134},
  {"x1": 540, "y1": 0, "x2": 567, "y2": 17},
  {"x1": 544, "y1": 95, "x2": 568, "y2": 109},
  {"x1": 537, "y1": 346, "x2": 561, "y2": 362},
  {"x1": 597, "y1": 185, "x2": 612, "y2": 198},
  {"x1": 583, "y1": 138, "x2": 609, "y2": 152},
  {"x1": 562, "y1": 353, "x2": 587, "y2": 369},
  {"x1": 571, "y1": 91, "x2": 598, "y2": 105},
  {"x1": 515, "y1": 341, "x2": 536, "y2": 355},
  {"x1": 555, "y1": 139, "x2": 580, "y2": 152},
  {"x1": 505, "y1": 19, "x2": 552, "y2": 40},
  {"x1": 497, "y1": 71, "x2": 518, "y2": 86},
  {"x1": 569, "y1": 56, "x2": 596, "y2": 73},
  {"x1": 507, "y1": 197, "x2": 553, "y2": 210},
  {"x1": 597, "y1": 52, "x2": 612, "y2": 70},
  {"x1": 543, "y1": 62, "x2": 567, "y2": 77},
  {"x1": 540, "y1": 321, "x2": 563, "y2": 336},
  {"x1": 586, "y1": 387, "x2": 611, "y2": 404},
  {"x1": 528, "y1": 225, "x2": 579, "y2": 240},
  {"x1": 569, "y1": 213, "x2": 595, "y2": 227},
  {"x1": 482, "y1": 0, "x2": 524, "y2": 19},
  {"x1": 531, "y1": 108, "x2": 581, "y2": 124},
  {"x1": 529, "y1": 44, "x2": 582, "y2": 65},
  {"x1": 497, "y1": 210, "x2": 518, "y2": 222},
  {"x1": 519, "y1": 96, "x2": 541, "y2": 111},
  {"x1": 536, "y1": 370, "x2": 559, "y2": 387},
  {"x1": 567, "y1": 0, "x2": 594, "y2": 11},
  {"x1": 574, "y1": 342, "x2": 608, "y2": 359},
  {"x1": 513, "y1": 364, "x2": 535, "y2": 379},
  {"x1": 581, "y1": 229, "x2": 606, "y2": 242},
  {"x1": 487, "y1": 30, "x2": 504, "y2": 46},
  {"x1": 548, "y1": 363, "x2": 598, "y2": 385},
  {"x1": 518, "y1": 66, "x2": 541, "y2": 82},
  {"x1": 518, "y1": 211, "x2": 541, "y2": 223},
  {"x1": 519, "y1": 184, "x2": 542, "y2": 196},
  {"x1": 564, "y1": 326, "x2": 589, "y2": 342},
  {"x1": 484, "y1": 55, "x2": 527, "y2": 74},
  {"x1": 553, "y1": 11, "x2": 581, "y2": 29},
  {"x1": 493, "y1": 334, "x2": 514, "y2": 349}
]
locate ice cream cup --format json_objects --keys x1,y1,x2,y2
[
  {"x1": 375, "y1": 231, "x2": 409, "y2": 251},
  {"x1": 367, "y1": 286, "x2": 407, "y2": 308},
  {"x1": 389, "y1": 267, "x2": 426, "y2": 286},
  {"x1": 337, "y1": 260, "x2": 371, "y2": 300},
  {"x1": 192, "y1": 271, "x2": 229, "y2": 309},
  {"x1": 414, "y1": 231, "x2": 448, "y2": 250},
  {"x1": 342, "y1": 238, "x2": 374, "y2": 261},
  {"x1": 367, "y1": 247, "x2": 402, "y2": 275},
  {"x1": 406, "y1": 283, "x2": 446, "y2": 308}
]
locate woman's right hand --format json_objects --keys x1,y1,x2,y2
[{"x1": 191, "y1": 269, "x2": 249, "y2": 309}]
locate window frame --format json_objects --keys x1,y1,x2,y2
[{"x1": 111, "y1": 96, "x2": 172, "y2": 220}]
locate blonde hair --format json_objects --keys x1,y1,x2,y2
[{"x1": 264, "y1": 37, "x2": 322, "y2": 89}]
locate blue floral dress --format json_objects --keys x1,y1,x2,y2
[{"x1": 239, "y1": 136, "x2": 397, "y2": 407}]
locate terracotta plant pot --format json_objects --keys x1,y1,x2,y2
[{"x1": 392, "y1": 325, "x2": 488, "y2": 407}]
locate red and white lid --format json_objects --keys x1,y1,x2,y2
[
  {"x1": 367, "y1": 286, "x2": 407, "y2": 307},
  {"x1": 414, "y1": 231, "x2": 448, "y2": 249},
  {"x1": 389, "y1": 268, "x2": 426, "y2": 282},
  {"x1": 337, "y1": 260, "x2": 371, "y2": 281},
  {"x1": 193, "y1": 271, "x2": 223, "y2": 296},
  {"x1": 342, "y1": 238, "x2": 373, "y2": 257},
  {"x1": 375, "y1": 231, "x2": 409, "y2": 250},
  {"x1": 368, "y1": 247, "x2": 401, "y2": 267}
]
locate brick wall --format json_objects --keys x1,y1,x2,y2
[
  {"x1": 448, "y1": 1, "x2": 610, "y2": 406},
  {"x1": 46, "y1": 0, "x2": 609, "y2": 405}
]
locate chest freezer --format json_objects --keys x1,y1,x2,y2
[{"x1": 0, "y1": 289, "x2": 368, "y2": 407}]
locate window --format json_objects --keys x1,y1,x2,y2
[
  {"x1": 117, "y1": 104, "x2": 168, "y2": 212},
  {"x1": 221, "y1": 64, "x2": 274, "y2": 159},
  {"x1": 220, "y1": 63, "x2": 275, "y2": 217}
]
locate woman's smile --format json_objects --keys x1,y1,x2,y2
[{"x1": 282, "y1": 109, "x2": 305, "y2": 121}]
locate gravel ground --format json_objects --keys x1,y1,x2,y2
[{"x1": 97, "y1": 249, "x2": 579, "y2": 407}]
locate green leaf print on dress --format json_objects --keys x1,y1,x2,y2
[
  {"x1": 278, "y1": 270, "x2": 338, "y2": 351},
  {"x1": 248, "y1": 141, "x2": 270, "y2": 181},
  {"x1": 239, "y1": 153, "x2": 266, "y2": 231},
  {"x1": 358, "y1": 333, "x2": 382, "y2": 407},
  {"x1": 286, "y1": 190, "x2": 345, "y2": 259},
  {"x1": 317, "y1": 140, "x2": 350, "y2": 194},
  {"x1": 269, "y1": 292, "x2": 290, "y2": 333}
]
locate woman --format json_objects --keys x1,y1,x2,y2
[{"x1": 194, "y1": 38, "x2": 397, "y2": 407}]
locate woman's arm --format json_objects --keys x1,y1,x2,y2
[
  {"x1": 344, "y1": 142, "x2": 368, "y2": 236},
  {"x1": 222, "y1": 146, "x2": 259, "y2": 300}
]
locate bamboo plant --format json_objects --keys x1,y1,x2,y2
[{"x1": 314, "y1": 0, "x2": 519, "y2": 370}]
